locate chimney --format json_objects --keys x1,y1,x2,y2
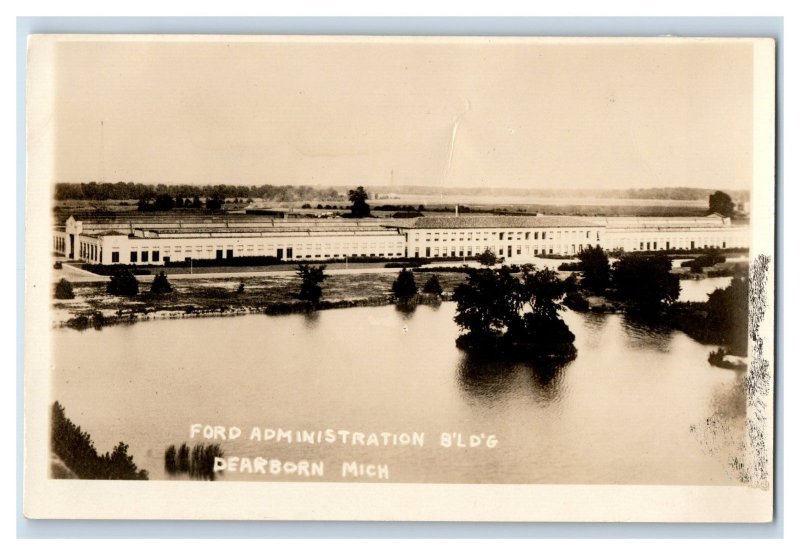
[{"x1": 455, "y1": 204, "x2": 459, "y2": 216}]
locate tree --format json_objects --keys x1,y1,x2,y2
[
  {"x1": 708, "y1": 191, "x2": 735, "y2": 218},
  {"x1": 391, "y1": 268, "x2": 418, "y2": 300},
  {"x1": 348, "y1": 186, "x2": 371, "y2": 218},
  {"x1": 107, "y1": 268, "x2": 139, "y2": 296},
  {"x1": 475, "y1": 248, "x2": 498, "y2": 266},
  {"x1": 295, "y1": 264, "x2": 328, "y2": 307},
  {"x1": 51, "y1": 401, "x2": 148, "y2": 480},
  {"x1": 54, "y1": 278, "x2": 75, "y2": 300},
  {"x1": 452, "y1": 265, "x2": 576, "y2": 360},
  {"x1": 453, "y1": 268, "x2": 522, "y2": 341},
  {"x1": 576, "y1": 245, "x2": 610, "y2": 294},
  {"x1": 422, "y1": 274, "x2": 443, "y2": 296},
  {"x1": 153, "y1": 194, "x2": 175, "y2": 211},
  {"x1": 704, "y1": 276, "x2": 749, "y2": 355},
  {"x1": 205, "y1": 195, "x2": 223, "y2": 211},
  {"x1": 150, "y1": 271, "x2": 173, "y2": 294},
  {"x1": 611, "y1": 253, "x2": 680, "y2": 313}
]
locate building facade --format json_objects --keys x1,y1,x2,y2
[{"x1": 53, "y1": 213, "x2": 750, "y2": 266}]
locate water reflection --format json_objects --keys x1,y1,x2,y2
[
  {"x1": 620, "y1": 313, "x2": 674, "y2": 352},
  {"x1": 526, "y1": 360, "x2": 568, "y2": 405},
  {"x1": 581, "y1": 312, "x2": 609, "y2": 334},
  {"x1": 301, "y1": 310, "x2": 320, "y2": 328},
  {"x1": 457, "y1": 353, "x2": 568, "y2": 406},
  {"x1": 394, "y1": 300, "x2": 418, "y2": 319}
]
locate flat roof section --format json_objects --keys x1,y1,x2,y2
[{"x1": 405, "y1": 215, "x2": 604, "y2": 230}]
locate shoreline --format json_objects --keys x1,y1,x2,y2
[{"x1": 54, "y1": 292, "x2": 454, "y2": 331}]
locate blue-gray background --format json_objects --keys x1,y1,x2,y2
[{"x1": 16, "y1": 16, "x2": 783, "y2": 539}]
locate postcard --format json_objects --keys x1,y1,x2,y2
[{"x1": 24, "y1": 35, "x2": 775, "y2": 521}]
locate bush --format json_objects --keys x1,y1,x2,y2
[
  {"x1": 150, "y1": 271, "x2": 173, "y2": 294},
  {"x1": 296, "y1": 264, "x2": 328, "y2": 307},
  {"x1": 385, "y1": 260, "x2": 425, "y2": 269},
  {"x1": 54, "y1": 278, "x2": 75, "y2": 300},
  {"x1": 391, "y1": 268, "x2": 418, "y2": 300},
  {"x1": 558, "y1": 262, "x2": 583, "y2": 271},
  {"x1": 107, "y1": 268, "x2": 140, "y2": 296},
  {"x1": 51, "y1": 401, "x2": 148, "y2": 480},
  {"x1": 680, "y1": 252, "x2": 727, "y2": 271},
  {"x1": 563, "y1": 291, "x2": 590, "y2": 312},
  {"x1": 577, "y1": 245, "x2": 611, "y2": 293},
  {"x1": 422, "y1": 274, "x2": 443, "y2": 296},
  {"x1": 53, "y1": 261, "x2": 63, "y2": 270},
  {"x1": 612, "y1": 254, "x2": 680, "y2": 312},
  {"x1": 475, "y1": 248, "x2": 499, "y2": 267},
  {"x1": 453, "y1": 266, "x2": 576, "y2": 360}
]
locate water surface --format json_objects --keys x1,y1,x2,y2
[{"x1": 53, "y1": 282, "x2": 744, "y2": 485}]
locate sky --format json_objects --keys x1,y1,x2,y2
[{"x1": 51, "y1": 37, "x2": 755, "y2": 190}]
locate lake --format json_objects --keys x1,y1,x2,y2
[{"x1": 52, "y1": 283, "x2": 745, "y2": 485}]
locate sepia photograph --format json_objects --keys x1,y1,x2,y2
[{"x1": 24, "y1": 34, "x2": 776, "y2": 521}]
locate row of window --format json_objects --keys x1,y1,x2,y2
[
  {"x1": 417, "y1": 229, "x2": 597, "y2": 242},
  {"x1": 415, "y1": 244, "x2": 598, "y2": 258},
  {"x1": 632, "y1": 240, "x2": 728, "y2": 251},
  {"x1": 118, "y1": 246, "x2": 406, "y2": 264},
  {"x1": 612, "y1": 236, "x2": 736, "y2": 251}
]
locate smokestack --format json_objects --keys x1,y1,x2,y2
[{"x1": 455, "y1": 204, "x2": 459, "y2": 216}]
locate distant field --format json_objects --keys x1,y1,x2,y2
[
  {"x1": 377, "y1": 193, "x2": 710, "y2": 207},
  {"x1": 54, "y1": 198, "x2": 711, "y2": 219}
]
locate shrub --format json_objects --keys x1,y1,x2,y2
[
  {"x1": 107, "y1": 268, "x2": 139, "y2": 296},
  {"x1": 557, "y1": 262, "x2": 582, "y2": 271},
  {"x1": 53, "y1": 261, "x2": 63, "y2": 270},
  {"x1": 680, "y1": 252, "x2": 726, "y2": 271},
  {"x1": 385, "y1": 260, "x2": 425, "y2": 269},
  {"x1": 612, "y1": 253, "x2": 680, "y2": 312},
  {"x1": 563, "y1": 291, "x2": 590, "y2": 312},
  {"x1": 576, "y1": 245, "x2": 611, "y2": 293},
  {"x1": 296, "y1": 264, "x2": 328, "y2": 307},
  {"x1": 422, "y1": 274, "x2": 443, "y2": 296},
  {"x1": 475, "y1": 248, "x2": 499, "y2": 267},
  {"x1": 392, "y1": 268, "x2": 418, "y2": 300},
  {"x1": 54, "y1": 278, "x2": 75, "y2": 300},
  {"x1": 51, "y1": 401, "x2": 148, "y2": 480},
  {"x1": 453, "y1": 266, "x2": 576, "y2": 360},
  {"x1": 150, "y1": 271, "x2": 173, "y2": 294}
]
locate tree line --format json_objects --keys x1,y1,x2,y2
[
  {"x1": 51, "y1": 401, "x2": 148, "y2": 480},
  {"x1": 55, "y1": 182, "x2": 344, "y2": 202}
]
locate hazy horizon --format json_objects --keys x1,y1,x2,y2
[{"x1": 52, "y1": 37, "x2": 755, "y2": 191}]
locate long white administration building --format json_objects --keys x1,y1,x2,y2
[{"x1": 53, "y1": 212, "x2": 749, "y2": 266}]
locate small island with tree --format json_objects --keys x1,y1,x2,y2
[{"x1": 453, "y1": 265, "x2": 577, "y2": 362}]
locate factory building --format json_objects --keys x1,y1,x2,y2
[
  {"x1": 53, "y1": 212, "x2": 749, "y2": 266},
  {"x1": 53, "y1": 214, "x2": 405, "y2": 265},
  {"x1": 596, "y1": 215, "x2": 750, "y2": 252},
  {"x1": 401, "y1": 215, "x2": 604, "y2": 259}
]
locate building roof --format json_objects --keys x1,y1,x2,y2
[
  {"x1": 403, "y1": 215, "x2": 603, "y2": 230},
  {"x1": 595, "y1": 215, "x2": 729, "y2": 230},
  {"x1": 82, "y1": 230, "x2": 128, "y2": 238}
]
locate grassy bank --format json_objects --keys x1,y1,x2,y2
[{"x1": 53, "y1": 271, "x2": 468, "y2": 329}]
